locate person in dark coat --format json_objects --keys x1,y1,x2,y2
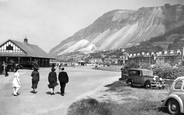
[
  {"x1": 48, "y1": 67, "x2": 58, "y2": 95},
  {"x1": 58, "y1": 67, "x2": 69, "y2": 96},
  {"x1": 4, "y1": 62, "x2": 9, "y2": 77},
  {"x1": 31, "y1": 67, "x2": 40, "y2": 93}
]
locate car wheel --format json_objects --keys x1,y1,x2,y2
[
  {"x1": 167, "y1": 99, "x2": 180, "y2": 115},
  {"x1": 145, "y1": 81, "x2": 151, "y2": 89},
  {"x1": 127, "y1": 79, "x2": 133, "y2": 86}
]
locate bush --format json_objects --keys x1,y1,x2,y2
[
  {"x1": 121, "y1": 61, "x2": 139, "y2": 74},
  {"x1": 125, "y1": 61, "x2": 139, "y2": 69},
  {"x1": 140, "y1": 63, "x2": 151, "y2": 69},
  {"x1": 138, "y1": 62, "x2": 184, "y2": 79},
  {"x1": 152, "y1": 62, "x2": 184, "y2": 79}
]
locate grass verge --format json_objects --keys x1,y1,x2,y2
[{"x1": 67, "y1": 98, "x2": 169, "y2": 115}]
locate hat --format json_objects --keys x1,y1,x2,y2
[{"x1": 51, "y1": 67, "x2": 55, "y2": 71}]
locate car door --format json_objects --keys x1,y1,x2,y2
[
  {"x1": 171, "y1": 80, "x2": 184, "y2": 102},
  {"x1": 130, "y1": 70, "x2": 141, "y2": 85},
  {"x1": 128, "y1": 70, "x2": 137, "y2": 84},
  {"x1": 135, "y1": 70, "x2": 144, "y2": 85}
]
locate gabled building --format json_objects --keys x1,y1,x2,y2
[{"x1": 0, "y1": 38, "x2": 54, "y2": 73}]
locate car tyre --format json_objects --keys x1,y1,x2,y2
[
  {"x1": 145, "y1": 81, "x2": 151, "y2": 89},
  {"x1": 126, "y1": 79, "x2": 133, "y2": 87},
  {"x1": 167, "y1": 99, "x2": 180, "y2": 115}
]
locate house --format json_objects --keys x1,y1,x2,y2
[{"x1": 0, "y1": 37, "x2": 54, "y2": 73}]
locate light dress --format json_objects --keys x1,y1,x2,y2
[{"x1": 12, "y1": 71, "x2": 21, "y2": 88}]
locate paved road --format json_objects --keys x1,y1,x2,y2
[{"x1": 0, "y1": 66, "x2": 120, "y2": 115}]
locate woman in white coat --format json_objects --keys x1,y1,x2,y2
[{"x1": 12, "y1": 68, "x2": 21, "y2": 96}]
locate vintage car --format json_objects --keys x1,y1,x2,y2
[
  {"x1": 162, "y1": 76, "x2": 184, "y2": 115},
  {"x1": 126, "y1": 68, "x2": 165, "y2": 89},
  {"x1": 18, "y1": 61, "x2": 39, "y2": 70}
]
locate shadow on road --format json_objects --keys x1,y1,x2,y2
[
  {"x1": 45, "y1": 91, "x2": 61, "y2": 95},
  {"x1": 157, "y1": 107, "x2": 184, "y2": 115}
]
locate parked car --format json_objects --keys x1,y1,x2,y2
[
  {"x1": 18, "y1": 61, "x2": 38, "y2": 69},
  {"x1": 126, "y1": 68, "x2": 165, "y2": 89},
  {"x1": 7, "y1": 62, "x2": 16, "y2": 72},
  {"x1": 162, "y1": 76, "x2": 184, "y2": 115}
]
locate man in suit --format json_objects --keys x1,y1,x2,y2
[{"x1": 58, "y1": 67, "x2": 69, "y2": 96}]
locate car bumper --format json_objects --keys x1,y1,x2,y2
[{"x1": 151, "y1": 82, "x2": 165, "y2": 88}]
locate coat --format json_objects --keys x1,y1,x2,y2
[
  {"x1": 58, "y1": 71, "x2": 69, "y2": 83},
  {"x1": 31, "y1": 70, "x2": 40, "y2": 82},
  {"x1": 48, "y1": 71, "x2": 58, "y2": 88}
]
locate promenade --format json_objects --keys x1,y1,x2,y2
[{"x1": 0, "y1": 66, "x2": 119, "y2": 115}]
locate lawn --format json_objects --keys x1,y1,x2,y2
[
  {"x1": 67, "y1": 79, "x2": 170, "y2": 115},
  {"x1": 94, "y1": 65, "x2": 122, "y2": 72}
]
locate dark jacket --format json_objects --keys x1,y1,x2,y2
[
  {"x1": 31, "y1": 70, "x2": 40, "y2": 81},
  {"x1": 58, "y1": 71, "x2": 69, "y2": 83},
  {"x1": 48, "y1": 71, "x2": 57, "y2": 83},
  {"x1": 48, "y1": 71, "x2": 58, "y2": 88}
]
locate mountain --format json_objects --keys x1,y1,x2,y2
[
  {"x1": 49, "y1": 4, "x2": 184, "y2": 58},
  {"x1": 126, "y1": 24, "x2": 184, "y2": 53}
]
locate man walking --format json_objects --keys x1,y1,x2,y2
[{"x1": 58, "y1": 67, "x2": 69, "y2": 96}]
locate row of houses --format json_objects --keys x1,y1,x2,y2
[
  {"x1": 0, "y1": 37, "x2": 54, "y2": 73},
  {"x1": 89, "y1": 48, "x2": 183, "y2": 66},
  {"x1": 127, "y1": 49, "x2": 182, "y2": 65}
]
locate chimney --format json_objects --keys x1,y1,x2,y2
[{"x1": 24, "y1": 37, "x2": 28, "y2": 44}]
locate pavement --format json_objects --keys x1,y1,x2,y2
[{"x1": 0, "y1": 66, "x2": 120, "y2": 115}]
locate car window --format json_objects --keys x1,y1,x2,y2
[
  {"x1": 174, "y1": 80, "x2": 183, "y2": 89},
  {"x1": 129, "y1": 70, "x2": 140, "y2": 76}
]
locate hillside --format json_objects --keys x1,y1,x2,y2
[
  {"x1": 127, "y1": 25, "x2": 184, "y2": 53},
  {"x1": 49, "y1": 4, "x2": 184, "y2": 58}
]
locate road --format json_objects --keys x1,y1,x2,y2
[{"x1": 0, "y1": 66, "x2": 120, "y2": 115}]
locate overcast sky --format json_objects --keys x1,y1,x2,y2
[{"x1": 0, "y1": 0, "x2": 183, "y2": 53}]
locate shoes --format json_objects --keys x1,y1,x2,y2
[
  {"x1": 12, "y1": 93, "x2": 18, "y2": 96},
  {"x1": 34, "y1": 91, "x2": 37, "y2": 94},
  {"x1": 51, "y1": 92, "x2": 55, "y2": 95},
  {"x1": 61, "y1": 93, "x2": 64, "y2": 96},
  {"x1": 32, "y1": 91, "x2": 37, "y2": 94},
  {"x1": 12, "y1": 92, "x2": 20, "y2": 96}
]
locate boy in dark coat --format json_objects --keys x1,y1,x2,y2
[
  {"x1": 48, "y1": 67, "x2": 58, "y2": 95},
  {"x1": 58, "y1": 67, "x2": 69, "y2": 96},
  {"x1": 31, "y1": 67, "x2": 40, "y2": 93}
]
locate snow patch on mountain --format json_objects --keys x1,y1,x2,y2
[
  {"x1": 78, "y1": 44, "x2": 96, "y2": 54},
  {"x1": 58, "y1": 39, "x2": 90, "y2": 55},
  {"x1": 91, "y1": 29, "x2": 111, "y2": 44}
]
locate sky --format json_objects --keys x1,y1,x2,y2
[{"x1": 0, "y1": 0, "x2": 183, "y2": 53}]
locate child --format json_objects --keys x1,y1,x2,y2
[{"x1": 12, "y1": 68, "x2": 21, "y2": 96}]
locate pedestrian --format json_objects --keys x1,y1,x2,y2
[
  {"x1": 12, "y1": 67, "x2": 21, "y2": 96},
  {"x1": 31, "y1": 67, "x2": 40, "y2": 94},
  {"x1": 2, "y1": 61, "x2": 6, "y2": 75},
  {"x1": 5, "y1": 62, "x2": 9, "y2": 76},
  {"x1": 58, "y1": 67, "x2": 69, "y2": 96},
  {"x1": 48, "y1": 67, "x2": 58, "y2": 95}
]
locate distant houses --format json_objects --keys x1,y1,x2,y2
[{"x1": 88, "y1": 48, "x2": 183, "y2": 66}]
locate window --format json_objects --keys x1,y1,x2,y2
[
  {"x1": 6, "y1": 45, "x2": 13, "y2": 50},
  {"x1": 174, "y1": 81, "x2": 183, "y2": 89},
  {"x1": 129, "y1": 70, "x2": 140, "y2": 76}
]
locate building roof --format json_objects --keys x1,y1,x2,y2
[{"x1": 0, "y1": 39, "x2": 54, "y2": 59}]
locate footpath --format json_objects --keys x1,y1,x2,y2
[{"x1": 0, "y1": 72, "x2": 14, "y2": 89}]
